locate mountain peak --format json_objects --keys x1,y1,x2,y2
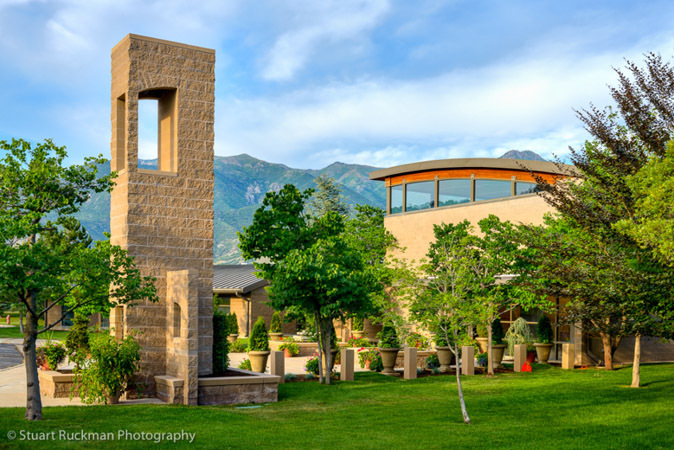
[{"x1": 498, "y1": 150, "x2": 546, "y2": 161}]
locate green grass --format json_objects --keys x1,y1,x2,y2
[
  {"x1": 0, "y1": 326, "x2": 69, "y2": 341},
  {"x1": 1, "y1": 364, "x2": 672, "y2": 449}
]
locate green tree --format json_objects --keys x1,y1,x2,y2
[
  {"x1": 467, "y1": 215, "x2": 550, "y2": 376},
  {"x1": 525, "y1": 53, "x2": 674, "y2": 386},
  {"x1": 0, "y1": 139, "x2": 158, "y2": 420},
  {"x1": 307, "y1": 174, "x2": 349, "y2": 218},
  {"x1": 404, "y1": 221, "x2": 484, "y2": 424},
  {"x1": 238, "y1": 184, "x2": 381, "y2": 384}
]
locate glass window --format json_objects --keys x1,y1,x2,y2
[
  {"x1": 390, "y1": 185, "x2": 403, "y2": 214},
  {"x1": 474, "y1": 179, "x2": 512, "y2": 201},
  {"x1": 406, "y1": 181, "x2": 435, "y2": 212},
  {"x1": 515, "y1": 182, "x2": 539, "y2": 195},
  {"x1": 438, "y1": 179, "x2": 471, "y2": 207}
]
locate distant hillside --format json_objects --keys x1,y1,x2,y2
[
  {"x1": 75, "y1": 154, "x2": 386, "y2": 264},
  {"x1": 499, "y1": 150, "x2": 546, "y2": 161}
]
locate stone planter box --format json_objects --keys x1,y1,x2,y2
[
  {"x1": 198, "y1": 368, "x2": 280, "y2": 405},
  {"x1": 39, "y1": 370, "x2": 78, "y2": 398},
  {"x1": 269, "y1": 341, "x2": 320, "y2": 357}
]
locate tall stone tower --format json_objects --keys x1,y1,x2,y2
[{"x1": 109, "y1": 34, "x2": 215, "y2": 402}]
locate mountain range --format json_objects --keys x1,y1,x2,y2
[{"x1": 74, "y1": 150, "x2": 544, "y2": 263}]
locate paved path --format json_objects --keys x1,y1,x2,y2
[{"x1": 0, "y1": 344, "x2": 23, "y2": 370}]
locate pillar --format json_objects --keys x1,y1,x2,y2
[
  {"x1": 404, "y1": 347, "x2": 417, "y2": 380},
  {"x1": 562, "y1": 343, "x2": 575, "y2": 370},
  {"x1": 270, "y1": 351, "x2": 285, "y2": 382},
  {"x1": 340, "y1": 349, "x2": 354, "y2": 381},
  {"x1": 461, "y1": 346, "x2": 474, "y2": 375},
  {"x1": 513, "y1": 344, "x2": 527, "y2": 372}
]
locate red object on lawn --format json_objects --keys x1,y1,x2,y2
[{"x1": 522, "y1": 362, "x2": 532, "y2": 372}]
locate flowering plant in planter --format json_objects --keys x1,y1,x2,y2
[
  {"x1": 279, "y1": 341, "x2": 299, "y2": 357},
  {"x1": 357, "y1": 348, "x2": 382, "y2": 371},
  {"x1": 346, "y1": 336, "x2": 370, "y2": 348},
  {"x1": 305, "y1": 355, "x2": 320, "y2": 375},
  {"x1": 36, "y1": 341, "x2": 66, "y2": 371},
  {"x1": 405, "y1": 332, "x2": 430, "y2": 349}
]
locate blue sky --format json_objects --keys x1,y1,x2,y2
[{"x1": 1, "y1": 0, "x2": 674, "y2": 169}]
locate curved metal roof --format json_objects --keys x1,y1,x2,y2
[{"x1": 369, "y1": 157, "x2": 576, "y2": 181}]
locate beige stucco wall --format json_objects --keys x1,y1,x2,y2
[{"x1": 385, "y1": 193, "x2": 556, "y2": 264}]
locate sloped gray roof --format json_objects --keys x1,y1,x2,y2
[{"x1": 213, "y1": 264, "x2": 268, "y2": 295}]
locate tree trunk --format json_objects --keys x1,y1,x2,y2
[
  {"x1": 453, "y1": 344, "x2": 471, "y2": 424},
  {"x1": 600, "y1": 332, "x2": 614, "y2": 370},
  {"x1": 487, "y1": 323, "x2": 494, "y2": 376},
  {"x1": 314, "y1": 313, "x2": 324, "y2": 384},
  {"x1": 19, "y1": 310, "x2": 24, "y2": 333},
  {"x1": 631, "y1": 334, "x2": 641, "y2": 388},
  {"x1": 322, "y1": 321, "x2": 332, "y2": 385},
  {"x1": 24, "y1": 293, "x2": 42, "y2": 421}
]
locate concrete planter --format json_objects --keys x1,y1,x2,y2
[
  {"x1": 476, "y1": 337, "x2": 489, "y2": 353},
  {"x1": 248, "y1": 351, "x2": 270, "y2": 373},
  {"x1": 227, "y1": 334, "x2": 239, "y2": 344},
  {"x1": 269, "y1": 332, "x2": 284, "y2": 342},
  {"x1": 435, "y1": 346, "x2": 453, "y2": 372},
  {"x1": 491, "y1": 344, "x2": 506, "y2": 368},
  {"x1": 38, "y1": 370, "x2": 78, "y2": 398},
  {"x1": 534, "y1": 343, "x2": 553, "y2": 364},
  {"x1": 352, "y1": 331, "x2": 365, "y2": 339},
  {"x1": 197, "y1": 368, "x2": 280, "y2": 405},
  {"x1": 378, "y1": 348, "x2": 400, "y2": 375}
]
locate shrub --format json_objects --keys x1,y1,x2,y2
[
  {"x1": 491, "y1": 318, "x2": 505, "y2": 345},
  {"x1": 270, "y1": 311, "x2": 283, "y2": 333},
  {"x1": 476, "y1": 324, "x2": 488, "y2": 338},
  {"x1": 248, "y1": 316, "x2": 269, "y2": 352},
  {"x1": 536, "y1": 315, "x2": 553, "y2": 344},
  {"x1": 74, "y1": 332, "x2": 141, "y2": 404},
  {"x1": 406, "y1": 332, "x2": 430, "y2": 349},
  {"x1": 377, "y1": 325, "x2": 399, "y2": 348},
  {"x1": 434, "y1": 332, "x2": 449, "y2": 347},
  {"x1": 279, "y1": 341, "x2": 299, "y2": 356},
  {"x1": 65, "y1": 315, "x2": 90, "y2": 369},
  {"x1": 213, "y1": 312, "x2": 230, "y2": 375},
  {"x1": 227, "y1": 313, "x2": 239, "y2": 335},
  {"x1": 238, "y1": 358, "x2": 252, "y2": 371},
  {"x1": 352, "y1": 316, "x2": 364, "y2": 332},
  {"x1": 304, "y1": 373, "x2": 316, "y2": 380},
  {"x1": 305, "y1": 355, "x2": 320, "y2": 375},
  {"x1": 230, "y1": 339, "x2": 247, "y2": 353},
  {"x1": 425, "y1": 354, "x2": 440, "y2": 369},
  {"x1": 37, "y1": 342, "x2": 66, "y2": 370},
  {"x1": 477, "y1": 352, "x2": 488, "y2": 368},
  {"x1": 285, "y1": 373, "x2": 297, "y2": 381},
  {"x1": 505, "y1": 317, "x2": 533, "y2": 355}
]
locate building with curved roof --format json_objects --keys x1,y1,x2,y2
[{"x1": 369, "y1": 157, "x2": 574, "y2": 263}]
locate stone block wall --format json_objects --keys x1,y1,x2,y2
[{"x1": 110, "y1": 34, "x2": 215, "y2": 395}]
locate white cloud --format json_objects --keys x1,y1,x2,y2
[
  {"x1": 261, "y1": 0, "x2": 390, "y2": 81},
  {"x1": 218, "y1": 32, "x2": 674, "y2": 169}
]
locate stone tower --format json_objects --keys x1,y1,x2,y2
[{"x1": 109, "y1": 34, "x2": 215, "y2": 403}]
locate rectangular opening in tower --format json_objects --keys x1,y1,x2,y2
[{"x1": 138, "y1": 88, "x2": 178, "y2": 172}]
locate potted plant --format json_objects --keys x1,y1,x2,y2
[
  {"x1": 247, "y1": 316, "x2": 270, "y2": 373},
  {"x1": 475, "y1": 324, "x2": 489, "y2": 353},
  {"x1": 269, "y1": 311, "x2": 284, "y2": 341},
  {"x1": 65, "y1": 315, "x2": 90, "y2": 370},
  {"x1": 376, "y1": 325, "x2": 400, "y2": 375},
  {"x1": 534, "y1": 315, "x2": 554, "y2": 363},
  {"x1": 74, "y1": 332, "x2": 141, "y2": 404},
  {"x1": 490, "y1": 318, "x2": 507, "y2": 368},
  {"x1": 505, "y1": 317, "x2": 534, "y2": 361},
  {"x1": 279, "y1": 340, "x2": 299, "y2": 358},
  {"x1": 357, "y1": 348, "x2": 379, "y2": 370},
  {"x1": 227, "y1": 312, "x2": 239, "y2": 344},
  {"x1": 434, "y1": 331, "x2": 453, "y2": 373},
  {"x1": 351, "y1": 316, "x2": 365, "y2": 339},
  {"x1": 405, "y1": 332, "x2": 430, "y2": 349},
  {"x1": 36, "y1": 341, "x2": 66, "y2": 371}
]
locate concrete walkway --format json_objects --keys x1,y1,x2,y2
[{"x1": 0, "y1": 344, "x2": 23, "y2": 370}]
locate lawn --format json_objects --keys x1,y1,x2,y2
[
  {"x1": 0, "y1": 313, "x2": 69, "y2": 340},
  {"x1": 0, "y1": 364, "x2": 672, "y2": 449}
]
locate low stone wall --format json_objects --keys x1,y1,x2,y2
[
  {"x1": 198, "y1": 368, "x2": 280, "y2": 405},
  {"x1": 38, "y1": 370, "x2": 78, "y2": 398},
  {"x1": 269, "y1": 341, "x2": 320, "y2": 357},
  {"x1": 395, "y1": 349, "x2": 436, "y2": 368},
  {"x1": 154, "y1": 375, "x2": 185, "y2": 404}
]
